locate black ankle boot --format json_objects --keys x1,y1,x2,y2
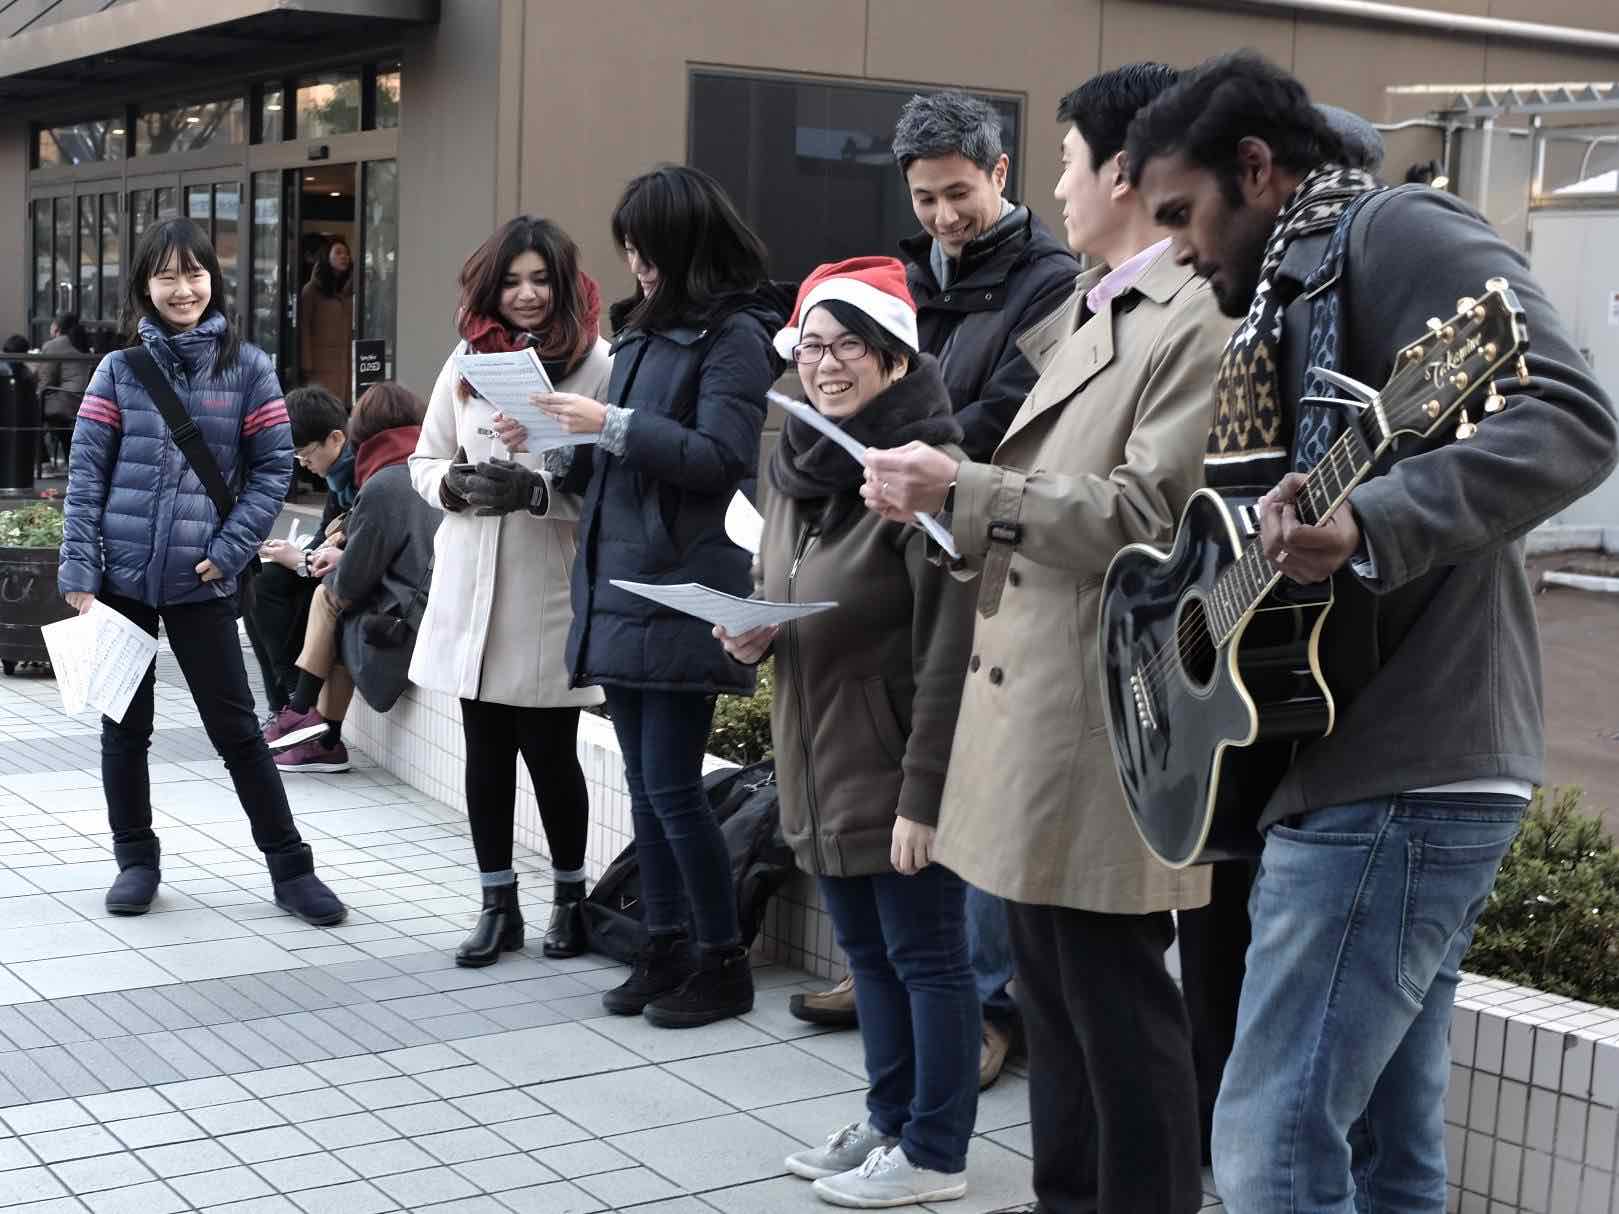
[
  {"x1": 602, "y1": 931, "x2": 694, "y2": 1015},
  {"x1": 643, "y1": 943, "x2": 754, "y2": 1029},
  {"x1": 456, "y1": 879, "x2": 524, "y2": 968},
  {"x1": 542, "y1": 879, "x2": 588, "y2": 959},
  {"x1": 106, "y1": 839, "x2": 161, "y2": 916}
]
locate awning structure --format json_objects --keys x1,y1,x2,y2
[
  {"x1": 0, "y1": 0, "x2": 439, "y2": 108},
  {"x1": 1386, "y1": 82, "x2": 1619, "y2": 120}
]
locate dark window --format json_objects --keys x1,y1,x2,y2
[
  {"x1": 296, "y1": 71, "x2": 362, "y2": 139},
  {"x1": 374, "y1": 62, "x2": 401, "y2": 130},
  {"x1": 259, "y1": 85, "x2": 286, "y2": 143},
  {"x1": 35, "y1": 118, "x2": 125, "y2": 167},
  {"x1": 689, "y1": 71, "x2": 1021, "y2": 282},
  {"x1": 135, "y1": 97, "x2": 246, "y2": 156}
]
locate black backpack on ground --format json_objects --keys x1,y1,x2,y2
[{"x1": 582, "y1": 759, "x2": 796, "y2": 964}]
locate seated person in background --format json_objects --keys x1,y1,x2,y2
[
  {"x1": 269, "y1": 382, "x2": 439, "y2": 773},
  {"x1": 255, "y1": 385, "x2": 356, "y2": 727}
]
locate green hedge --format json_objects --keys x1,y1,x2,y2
[
  {"x1": 1466, "y1": 786, "x2": 1619, "y2": 1007},
  {"x1": 708, "y1": 658, "x2": 774, "y2": 766}
]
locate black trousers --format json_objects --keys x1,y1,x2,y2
[
  {"x1": 247, "y1": 562, "x2": 317, "y2": 711},
  {"x1": 101, "y1": 593, "x2": 306, "y2": 862},
  {"x1": 1006, "y1": 900, "x2": 1203, "y2": 1214},
  {"x1": 459, "y1": 699, "x2": 589, "y2": 876},
  {"x1": 1176, "y1": 858, "x2": 1258, "y2": 1164}
]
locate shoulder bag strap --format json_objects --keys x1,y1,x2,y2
[{"x1": 125, "y1": 346, "x2": 237, "y2": 520}]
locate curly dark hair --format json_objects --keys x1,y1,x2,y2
[{"x1": 1126, "y1": 50, "x2": 1346, "y2": 202}]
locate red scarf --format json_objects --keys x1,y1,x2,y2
[
  {"x1": 457, "y1": 270, "x2": 602, "y2": 398},
  {"x1": 355, "y1": 425, "x2": 422, "y2": 489}
]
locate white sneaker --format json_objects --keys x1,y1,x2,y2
[
  {"x1": 786, "y1": 1121, "x2": 898, "y2": 1180},
  {"x1": 812, "y1": 1144, "x2": 968, "y2": 1208}
]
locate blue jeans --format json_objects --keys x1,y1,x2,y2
[
  {"x1": 965, "y1": 884, "x2": 1016, "y2": 1026},
  {"x1": 819, "y1": 865, "x2": 979, "y2": 1174},
  {"x1": 602, "y1": 687, "x2": 739, "y2": 949},
  {"x1": 1213, "y1": 793, "x2": 1526, "y2": 1214}
]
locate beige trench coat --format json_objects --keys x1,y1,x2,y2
[
  {"x1": 932, "y1": 249, "x2": 1235, "y2": 914},
  {"x1": 407, "y1": 342, "x2": 611, "y2": 708}
]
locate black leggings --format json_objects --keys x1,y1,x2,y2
[
  {"x1": 459, "y1": 699, "x2": 588, "y2": 875},
  {"x1": 101, "y1": 592, "x2": 304, "y2": 859}
]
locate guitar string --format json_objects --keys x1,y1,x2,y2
[{"x1": 1129, "y1": 432, "x2": 1365, "y2": 690}]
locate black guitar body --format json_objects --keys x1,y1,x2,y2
[{"x1": 1100, "y1": 489, "x2": 1335, "y2": 866}]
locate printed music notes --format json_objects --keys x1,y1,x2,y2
[
  {"x1": 609, "y1": 580, "x2": 836, "y2": 633},
  {"x1": 42, "y1": 601, "x2": 159, "y2": 723},
  {"x1": 452, "y1": 349, "x2": 596, "y2": 453}
]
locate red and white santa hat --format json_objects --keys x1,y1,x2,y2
[{"x1": 773, "y1": 256, "x2": 919, "y2": 361}]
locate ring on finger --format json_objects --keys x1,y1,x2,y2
[{"x1": 1277, "y1": 549, "x2": 1289, "y2": 563}]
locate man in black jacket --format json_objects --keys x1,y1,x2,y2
[
  {"x1": 1129, "y1": 51, "x2": 1617, "y2": 1213},
  {"x1": 788, "y1": 90, "x2": 1078, "y2": 1090}
]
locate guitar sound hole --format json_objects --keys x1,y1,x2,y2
[{"x1": 1176, "y1": 595, "x2": 1217, "y2": 689}]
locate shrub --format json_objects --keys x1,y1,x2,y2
[
  {"x1": 0, "y1": 503, "x2": 64, "y2": 549},
  {"x1": 708, "y1": 657, "x2": 774, "y2": 765},
  {"x1": 1465, "y1": 786, "x2": 1619, "y2": 1007}
]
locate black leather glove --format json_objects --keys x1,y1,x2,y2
[
  {"x1": 466, "y1": 458, "x2": 548, "y2": 517},
  {"x1": 440, "y1": 447, "x2": 474, "y2": 513}
]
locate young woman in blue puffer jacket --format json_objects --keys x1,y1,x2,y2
[{"x1": 59, "y1": 218, "x2": 347, "y2": 927}]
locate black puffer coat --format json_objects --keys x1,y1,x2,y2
[
  {"x1": 565, "y1": 288, "x2": 790, "y2": 694},
  {"x1": 898, "y1": 204, "x2": 1078, "y2": 462}
]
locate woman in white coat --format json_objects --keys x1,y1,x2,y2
[{"x1": 409, "y1": 216, "x2": 611, "y2": 967}]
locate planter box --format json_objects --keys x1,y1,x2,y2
[{"x1": 0, "y1": 544, "x2": 72, "y2": 673}]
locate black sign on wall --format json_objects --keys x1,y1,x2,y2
[{"x1": 353, "y1": 339, "x2": 387, "y2": 403}]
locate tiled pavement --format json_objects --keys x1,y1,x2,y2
[{"x1": 0, "y1": 645, "x2": 1223, "y2": 1212}]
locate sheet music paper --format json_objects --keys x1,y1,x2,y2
[
  {"x1": 609, "y1": 580, "x2": 836, "y2": 633},
  {"x1": 767, "y1": 391, "x2": 962, "y2": 559},
  {"x1": 724, "y1": 491, "x2": 764, "y2": 556},
  {"x1": 452, "y1": 349, "x2": 597, "y2": 453},
  {"x1": 42, "y1": 601, "x2": 158, "y2": 723}
]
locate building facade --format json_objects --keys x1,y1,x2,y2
[{"x1": 2, "y1": 0, "x2": 1618, "y2": 406}]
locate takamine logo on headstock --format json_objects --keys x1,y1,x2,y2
[{"x1": 1380, "y1": 276, "x2": 1531, "y2": 442}]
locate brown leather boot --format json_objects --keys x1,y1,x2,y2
[
  {"x1": 788, "y1": 973, "x2": 858, "y2": 1028},
  {"x1": 980, "y1": 1019, "x2": 1012, "y2": 1090}
]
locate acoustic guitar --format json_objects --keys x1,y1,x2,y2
[{"x1": 1099, "y1": 278, "x2": 1530, "y2": 867}]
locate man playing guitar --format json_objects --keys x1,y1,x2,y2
[{"x1": 1128, "y1": 51, "x2": 1617, "y2": 1213}]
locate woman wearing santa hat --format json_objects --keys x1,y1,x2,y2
[{"x1": 718, "y1": 256, "x2": 981, "y2": 1209}]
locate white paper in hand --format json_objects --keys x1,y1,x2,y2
[
  {"x1": 724, "y1": 491, "x2": 764, "y2": 556},
  {"x1": 42, "y1": 601, "x2": 158, "y2": 723},
  {"x1": 452, "y1": 348, "x2": 597, "y2": 453},
  {"x1": 766, "y1": 390, "x2": 961, "y2": 559},
  {"x1": 609, "y1": 580, "x2": 835, "y2": 633}
]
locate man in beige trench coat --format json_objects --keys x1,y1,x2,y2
[{"x1": 866, "y1": 64, "x2": 1235, "y2": 1214}]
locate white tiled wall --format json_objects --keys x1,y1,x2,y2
[
  {"x1": 351, "y1": 687, "x2": 1619, "y2": 1211},
  {"x1": 345, "y1": 683, "x2": 845, "y2": 980},
  {"x1": 1447, "y1": 975, "x2": 1619, "y2": 1213}
]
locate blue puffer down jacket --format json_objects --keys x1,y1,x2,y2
[{"x1": 59, "y1": 314, "x2": 293, "y2": 607}]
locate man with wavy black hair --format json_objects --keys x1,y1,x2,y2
[{"x1": 1128, "y1": 49, "x2": 1617, "y2": 1213}]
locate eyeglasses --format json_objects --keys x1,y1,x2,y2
[{"x1": 791, "y1": 335, "x2": 870, "y2": 366}]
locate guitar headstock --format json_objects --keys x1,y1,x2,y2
[{"x1": 1379, "y1": 277, "x2": 1530, "y2": 442}]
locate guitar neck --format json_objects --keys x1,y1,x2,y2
[{"x1": 1205, "y1": 418, "x2": 1380, "y2": 643}]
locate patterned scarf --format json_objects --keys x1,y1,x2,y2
[{"x1": 1205, "y1": 165, "x2": 1380, "y2": 492}]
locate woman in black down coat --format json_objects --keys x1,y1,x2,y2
[{"x1": 507, "y1": 165, "x2": 787, "y2": 1028}]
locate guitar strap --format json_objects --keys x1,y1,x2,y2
[{"x1": 1292, "y1": 188, "x2": 1385, "y2": 475}]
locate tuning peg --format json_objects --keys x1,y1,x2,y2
[
  {"x1": 1516, "y1": 355, "x2": 1531, "y2": 385},
  {"x1": 1457, "y1": 296, "x2": 1476, "y2": 314},
  {"x1": 1456, "y1": 409, "x2": 1477, "y2": 440},
  {"x1": 1426, "y1": 317, "x2": 1444, "y2": 333},
  {"x1": 1486, "y1": 276, "x2": 1509, "y2": 293},
  {"x1": 1484, "y1": 391, "x2": 1506, "y2": 415}
]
